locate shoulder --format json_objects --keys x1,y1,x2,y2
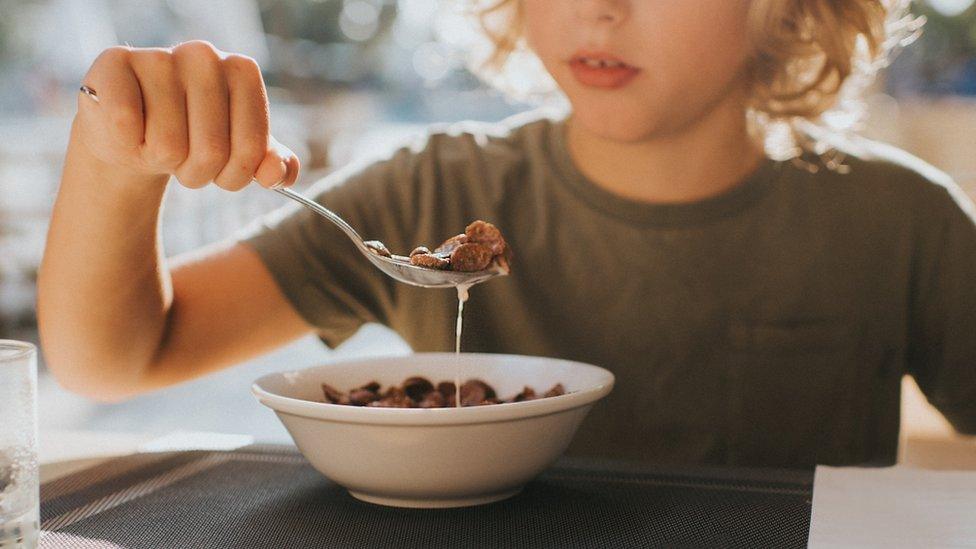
[
  {"x1": 313, "y1": 109, "x2": 560, "y2": 201},
  {"x1": 342, "y1": 108, "x2": 560, "y2": 167},
  {"x1": 407, "y1": 108, "x2": 561, "y2": 168},
  {"x1": 796, "y1": 133, "x2": 974, "y2": 221},
  {"x1": 328, "y1": 109, "x2": 561, "y2": 209},
  {"x1": 840, "y1": 136, "x2": 954, "y2": 192}
]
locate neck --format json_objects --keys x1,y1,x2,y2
[{"x1": 565, "y1": 90, "x2": 765, "y2": 204}]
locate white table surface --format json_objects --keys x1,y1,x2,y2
[{"x1": 39, "y1": 430, "x2": 256, "y2": 483}]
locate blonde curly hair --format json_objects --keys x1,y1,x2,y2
[{"x1": 465, "y1": 0, "x2": 921, "y2": 161}]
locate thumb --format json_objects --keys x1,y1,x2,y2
[{"x1": 253, "y1": 136, "x2": 300, "y2": 188}]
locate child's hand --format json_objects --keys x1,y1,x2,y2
[{"x1": 73, "y1": 41, "x2": 299, "y2": 190}]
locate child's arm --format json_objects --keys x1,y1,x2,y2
[
  {"x1": 907, "y1": 184, "x2": 976, "y2": 434},
  {"x1": 38, "y1": 42, "x2": 306, "y2": 401}
]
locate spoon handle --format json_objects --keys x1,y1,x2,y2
[{"x1": 272, "y1": 186, "x2": 369, "y2": 253}]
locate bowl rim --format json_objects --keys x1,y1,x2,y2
[{"x1": 251, "y1": 353, "x2": 615, "y2": 426}]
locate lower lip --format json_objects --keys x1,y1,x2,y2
[{"x1": 569, "y1": 61, "x2": 640, "y2": 89}]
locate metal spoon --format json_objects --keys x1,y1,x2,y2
[{"x1": 272, "y1": 186, "x2": 505, "y2": 289}]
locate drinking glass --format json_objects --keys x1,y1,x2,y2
[{"x1": 0, "y1": 340, "x2": 38, "y2": 548}]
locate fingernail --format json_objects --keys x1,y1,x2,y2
[{"x1": 270, "y1": 161, "x2": 288, "y2": 189}]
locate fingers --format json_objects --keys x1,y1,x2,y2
[
  {"x1": 212, "y1": 54, "x2": 269, "y2": 191},
  {"x1": 76, "y1": 43, "x2": 300, "y2": 191},
  {"x1": 129, "y1": 48, "x2": 188, "y2": 173},
  {"x1": 172, "y1": 42, "x2": 230, "y2": 189},
  {"x1": 78, "y1": 47, "x2": 144, "y2": 153}
]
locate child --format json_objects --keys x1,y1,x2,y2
[{"x1": 39, "y1": 1, "x2": 976, "y2": 469}]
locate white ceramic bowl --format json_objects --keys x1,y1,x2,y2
[{"x1": 252, "y1": 353, "x2": 614, "y2": 508}]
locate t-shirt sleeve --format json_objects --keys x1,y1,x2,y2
[
  {"x1": 238, "y1": 138, "x2": 440, "y2": 348},
  {"x1": 907, "y1": 181, "x2": 976, "y2": 434}
]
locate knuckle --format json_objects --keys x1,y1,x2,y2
[
  {"x1": 175, "y1": 171, "x2": 209, "y2": 189},
  {"x1": 151, "y1": 140, "x2": 188, "y2": 168},
  {"x1": 195, "y1": 139, "x2": 231, "y2": 168},
  {"x1": 174, "y1": 40, "x2": 219, "y2": 60},
  {"x1": 138, "y1": 48, "x2": 174, "y2": 69},
  {"x1": 234, "y1": 134, "x2": 267, "y2": 160},
  {"x1": 214, "y1": 174, "x2": 249, "y2": 192},
  {"x1": 235, "y1": 148, "x2": 266, "y2": 174},
  {"x1": 94, "y1": 46, "x2": 131, "y2": 68},
  {"x1": 233, "y1": 161, "x2": 258, "y2": 179},
  {"x1": 223, "y1": 54, "x2": 261, "y2": 78}
]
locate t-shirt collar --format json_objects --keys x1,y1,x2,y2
[{"x1": 546, "y1": 117, "x2": 784, "y2": 227}]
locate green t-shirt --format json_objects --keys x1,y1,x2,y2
[{"x1": 243, "y1": 112, "x2": 976, "y2": 469}]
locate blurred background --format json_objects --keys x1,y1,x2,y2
[{"x1": 1, "y1": 0, "x2": 974, "y2": 451}]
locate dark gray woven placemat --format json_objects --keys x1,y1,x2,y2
[{"x1": 40, "y1": 445, "x2": 813, "y2": 548}]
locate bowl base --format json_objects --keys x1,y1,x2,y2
[{"x1": 347, "y1": 487, "x2": 523, "y2": 508}]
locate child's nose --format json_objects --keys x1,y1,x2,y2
[{"x1": 576, "y1": 0, "x2": 630, "y2": 26}]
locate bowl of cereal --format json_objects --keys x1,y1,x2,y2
[{"x1": 251, "y1": 353, "x2": 614, "y2": 508}]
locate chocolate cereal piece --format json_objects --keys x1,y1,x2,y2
[
  {"x1": 358, "y1": 381, "x2": 381, "y2": 394},
  {"x1": 364, "y1": 240, "x2": 391, "y2": 257},
  {"x1": 319, "y1": 377, "x2": 566, "y2": 408},
  {"x1": 473, "y1": 379, "x2": 497, "y2": 400},
  {"x1": 370, "y1": 395, "x2": 414, "y2": 408},
  {"x1": 513, "y1": 386, "x2": 537, "y2": 402},
  {"x1": 349, "y1": 389, "x2": 378, "y2": 406},
  {"x1": 403, "y1": 376, "x2": 435, "y2": 402},
  {"x1": 460, "y1": 379, "x2": 496, "y2": 406},
  {"x1": 418, "y1": 391, "x2": 446, "y2": 408},
  {"x1": 321, "y1": 383, "x2": 349, "y2": 405},
  {"x1": 494, "y1": 254, "x2": 511, "y2": 274},
  {"x1": 437, "y1": 381, "x2": 458, "y2": 406},
  {"x1": 435, "y1": 234, "x2": 469, "y2": 254},
  {"x1": 450, "y1": 243, "x2": 493, "y2": 272},
  {"x1": 371, "y1": 387, "x2": 414, "y2": 408},
  {"x1": 544, "y1": 383, "x2": 566, "y2": 398},
  {"x1": 464, "y1": 220, "x2": 507, "y2": 256},
  {"x1": 410, "y1": 252, "x2": 450, "y2": 270},
  {"x1": 400, "y1": 220, "x2": 510, "y2": 273},
  {"x1": 459, "y1": 383, "x2": 485, "y2": 407},
  {"x1": 436, "y1": 381, "x2": 456, "y2": 398}
]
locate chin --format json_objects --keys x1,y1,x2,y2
[{"x1": 569, "y1": 102, "x2": 663, "y2": 143}]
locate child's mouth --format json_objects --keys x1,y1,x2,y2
[{"x1": 568, "y1": 53, "x2": 640, "y2": 90}]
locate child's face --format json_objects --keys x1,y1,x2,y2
[{"x1": 523, "y1": 0, "x2": 753, "y2": 142}]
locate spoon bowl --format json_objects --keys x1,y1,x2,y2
[
  {"x1": 273, "y1": 186, "x2": 506, "y2": 289},
  {"x1": 363, "y1": 252, "x2": 506, "y2": 288}
]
